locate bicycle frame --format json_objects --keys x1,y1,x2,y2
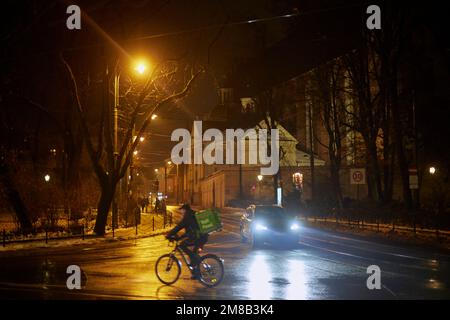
[
  {"x1": 157, "y1": 240, "x2": 224, "y2": 287},
  {"x1": 168, "y1": 241, "x2": 194, "y2": 271}
]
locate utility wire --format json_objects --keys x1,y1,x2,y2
[{"x1": 2, "y1": 3, "x2": 363, "y2": 61}]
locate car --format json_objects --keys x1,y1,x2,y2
[{"x1": 239, "y1": 205, "x2": 300, "y2": 248}]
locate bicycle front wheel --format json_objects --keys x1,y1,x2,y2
[
  {"x1": 198, "y1": 254, "x2": 224, "y2": 287},
  {"x1": 155, "y1": 254, "x2": 181, "y2": 285}
]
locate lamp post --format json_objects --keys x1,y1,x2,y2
[
  {"x1": 113, "y1": 59, "x2": 149, "y2": 228},
  {"x1": 165, "y1": 161, "x2": 172, "y2": 200},
  {"x1": 112, "y1": 63, "x2": 120, "y2": 229},
  {"x1": 154, "y1": 168, "x2": 159, "y2": 193},
  {"x1": 175, "y1": 163, "x2": 179, "y2": 204},
  {"x1": 257, "y1": 174, "x2": 263, "y2": 201}
]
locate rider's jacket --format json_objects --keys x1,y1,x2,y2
[{"x1": 167, "y1": 209, "x2": 199, "y2": 240}]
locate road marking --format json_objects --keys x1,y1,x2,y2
[
  {"x1": 301, "y1": 234, "x2": 431, "y2": 262},
  {"x1": 309, "y1": 229, "x2": 450, "y2": 259},
  {"x1": 300, "y1": 235, "x2": 441, "y2": 273}
]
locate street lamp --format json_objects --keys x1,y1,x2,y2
[
  {"x1": 257, "y1": 175, "x2": 263, "y2": 201},
  {"x1": 164, "y1": 163, "x2": 168, "y2": 199},
  {"x1": 429, "y1": 166, "x2": 436, "y2": 175},
  {"x1": 44, "y1": 174, "x2": 50, "y2": 182},
  {"x1": 134, "y1": 61, "x2": 147, "y2": 75},
  {"x1": 133, "y1": 150, "x2": 138, "y2": 156},
  {"x1": 139, "y1": 136, "x2": 145, "y2": 142},
  {"x1": 113, "y1": 58, "x2": 150, "y2": 228},
  {"x1": 154, "y1": 168, "x2": 159, "y2": 173},
  {"x1": 151, "y1": 114, "x2": 158, "y2": 120}
]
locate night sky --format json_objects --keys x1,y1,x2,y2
[{"x1": 1, "y1": 0, "x2": 449, "y2": 166}]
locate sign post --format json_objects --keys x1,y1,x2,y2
[
  {"x1": 409, "y1": 166, "x2": 420, "y2": 215},
  {"x1": 350, "y1": 168, "x2": 366, "y2": 200},
  {"x1": 408, "y1": 167, "x2": 419, "y2": 190}
]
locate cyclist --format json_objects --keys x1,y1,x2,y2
[{"x1": 166, "y1": 203, "x2": 208, "y2": 278}]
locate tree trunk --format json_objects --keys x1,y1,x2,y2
[
  {"x1": 366, "y1": 137, "x2": 384, "y2": 202},
  {"x1": 389, "y1": 67, "x2": 413, "y2": 210},
  {"x1": 330, "y1": 163, "x2": 343, "y2": 209},
  {"x1": 94, "y1": 184, "x2": 115, "y2": 235},
  {"x1": 273, "y1": 174, "x2": 279, "y2": 204},
  {"x1": 308, "y1": 103, "x2": 315, "y2": 203},
  {"x1": 0, "y1": 163, "x2": 32, "y2": 233},
  {"x1": 391, "y1": 103, "x2": 412, "y2": 209}
]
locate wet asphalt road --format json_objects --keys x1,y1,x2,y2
[{"x1": 0, "y1": 210, "x2": 449, "y2": 299}]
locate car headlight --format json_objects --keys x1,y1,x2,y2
[
  {"x1": 290, "y1": 223, "x2": 300, "y2": 231},
  {"x1": 255, "y1": 223, "x2": 268, "y2": 231}
]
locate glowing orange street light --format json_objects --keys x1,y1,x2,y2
[
  {"x1": 133, "y1": 59, "x2": 149, "y2": 75},
  {"x1": 134, "y1": 62, "x2": 147, "y2": 74}
]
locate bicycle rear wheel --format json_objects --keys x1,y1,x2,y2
[
  {"x1": 155, "y1": 254, "x2": 181, "y2": 285},
  {"x1": 197, "y1": 254, "x2": 224, "y2": 287}
]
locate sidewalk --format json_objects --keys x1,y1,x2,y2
[{"x1": 0, "y1": 210, "x2": 180, "y2": 252}]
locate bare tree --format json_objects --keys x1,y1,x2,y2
[
  {"x1": 342, "y1": 45, "x2": 384, "y2": 202},
  {"x1": 61, "y1": 57, "x2": 202, "y2": 235},
  {"x1": 309, "y1": 59, "x2": 346, "y2": 208}
]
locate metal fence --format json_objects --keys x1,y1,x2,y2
[
  {"x1": 302, "y1": 213, "x2": 450, "y2": 239},
  {"x1": 2, "y1": 209, "x2": 174, "y2": 248}
]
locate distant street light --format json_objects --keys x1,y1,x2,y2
[
  {"x1": 257, "y1": 175, "x2": 263, "y2": 201},
  {"x1": 154, "y1": 168, "x2": 159, "y2": 173},
  {"x1": 44, "y1": 174, "x2": 50, "y2": 182},
  {"x1": 167, "y1": 161, "x2": 172, "y2": 165},
  {"x1": 151, "y1": 114, "x2": 158, "y2": 120},
  {"x1": 133, "y1": 150, "x2": 138, "y2": 156},
  {"x1": 429, "y1": 166, "x2": 436, "y2": 175},
  {"x1": 139, "y1": 136, "x2": 145, "y2": 142}
]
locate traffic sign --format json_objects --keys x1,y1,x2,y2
[
  {"x1": 408, "y1": 166, "x2": 419, "y2": 189},
  {"x1": 409, "y1": 175, "x2": 419, "y2": 190},
  {"x1": 350, "y1": 168, "x2": 366, "y2": 185}
]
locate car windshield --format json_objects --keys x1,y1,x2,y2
[{"x1": 255, "y1": 206, "x2": 285, "y2": 219}]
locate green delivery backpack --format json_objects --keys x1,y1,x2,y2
[{"x1": 194, "y1": 208, "x2": 222, "y2": 235}]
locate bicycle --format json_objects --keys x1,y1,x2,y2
[{"x1": 155, "y1": 238, "x2": 224, "y2": 287}]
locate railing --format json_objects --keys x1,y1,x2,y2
[
  {"x1": 301, "y1": 215, "x2": 450, "y2": 239},
  {"x1": 1, "y1": 210, "x2": 174, "y2": 248}
]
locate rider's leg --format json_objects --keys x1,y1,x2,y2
[
  {"x1": 179, "y1": 239, "x2": 199, "y2": 266},
  {"x1": 179, "y1": 239, "x2": 201, "y2": 279}
]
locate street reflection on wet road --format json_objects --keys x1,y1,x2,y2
[
  {"x1": 0, "y1": 213, "x2": 450, "y2": 299},
  {"x1": 247, "y1": 253, "x2": 272, "y2": 299}
]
